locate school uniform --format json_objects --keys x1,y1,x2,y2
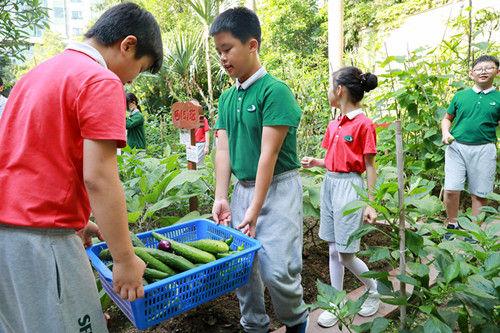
[
  {"x1": 215, "y1": 67, "x2": 307, "y2": 332},
  {"x1": 444, "y1": 86, "x2": 499, "y2": 197},
  {"x1": 195, "y1": 117, "x2": 210, "y2": 166},
  {"x1": 319, "y1": 109, "x2": 377, "y2": 253},
  {"x1": 0, "y1": 41, "x2": 127, "y2": 333},
  {"x1": 126, "y1": 108, "x2": 146, "y2": 149}
]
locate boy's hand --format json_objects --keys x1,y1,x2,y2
[
  {"x1": 363, "y1": 206, "x2": 377, "y2": 224},
  {"x1": 77, "y1": 221, "x2": 104, "y2": 248},
  {"x1": 301, "y1": 156, "x2": 317, "y2": 168},
  {"x1": 112, "y1": 254, "x2": 146, "y2": 302},
  {"x1": 237, "y1": 207, "x2": 258, "y2": 238},
  {"x1": 442, "y1": 132, "x2": 455, "y2": 145},
  {"x1": 212, "y1": 198, "x2": 231, "y2": 226},
  {"x1": 204, "y1": 144, "x2": 209, "y2": 155}
]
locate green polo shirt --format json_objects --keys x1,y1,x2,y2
[
  {"x1": 447, "y1": 88, "x2": 500, "y2": 144},
  {"x1": 215, "y1": 73, "x2": 301, "y2": 181},
  {"x1": 126, "y1": 110, "x2": 146, "y2": 149}
]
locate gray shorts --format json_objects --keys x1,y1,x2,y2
[
  {"x1": 0, "y1": 225, "x2": 108, "y2": 333},
  {"x1": 319, "y1": 172, "x2": 364, "y2": 253},
  {"x1": 444, "y1": 141, "x2": 497, "y2": 198}
]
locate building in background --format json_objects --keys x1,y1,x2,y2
[{"x1": 30, "y1": 0, "x2": 99, "y2": 42}]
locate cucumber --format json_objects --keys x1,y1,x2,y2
[
  {"x1": 144, "y1": 268, "x2": 172, "y2": 280},
  {"x1": 141, "y1": 247, "x2": 195, "y2": 272},
  {"x1": 152, "y1": 232, "x2": 216, "y2": 264},
  {"x1": 99, "y1": 248, "x2": 111, "y2": 260},
  {"x1": 130, "y1": 232, "x2": 146, "y2": 248},
  {"x1": 237, "y1": 244, "x2": 245, "y2": 251},
  {"x1": 186, "y1": 239, "x2": 230, "y2": 254},
  {"x1": 134, "y1": 247, "x2": 176, "y2": 275},
  {"x1": 216, "y1": 251, "x2": 237, "y2": 259}
]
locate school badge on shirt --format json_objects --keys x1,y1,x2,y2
[{"x1": 344, "y1": 135, "x2": 353, "y2": 142}]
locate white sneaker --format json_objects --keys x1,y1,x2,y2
[
  {"x1": 317, "y1": 310, "x2": 339, "y2": 328},
  {"x1": 358, "y1": 290, "x2": 380, "y2": 317}
]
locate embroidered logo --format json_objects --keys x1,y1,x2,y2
[
  {"x1": 247, "y1": 105, "x2": 256, "y2": 112},
  {"x1": 344, "y1": 135, "x2": 353, "y2": 142},
  {"x1": 490, "y1": 102, "x2": 496, "y2": 106}
]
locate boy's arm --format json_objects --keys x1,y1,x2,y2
[
  {"x1": 126, "y1": 113, "x2": 144, "y2": 129},
  {"x1": 441, "y1": 113, "x2": 455, "y2": 144},
  {"x1": 301, "y1": 156, "x2": 326, "y2": 168},
  {"x1": 237, "y1": 125, "x2": 288, "y2": 237},
  {"x1": 83, "y1": 139, "x2": 145, "y2": 301},
  {"x1": 363, "y1": 153, "x2": 377, "y2": 223},
  {"x1": 212, "y1": 130, "x2": 232, "y2": 225}
]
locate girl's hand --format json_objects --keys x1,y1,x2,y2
[
  {"x1": 301, "y1": 156, "x2": 316, "y2": 168},
  {"x1": 363, "y1": 206, "x2": 377, "y2": 224}
]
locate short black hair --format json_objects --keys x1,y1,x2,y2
[
  {"x1": 332, "y1": 66, "x2": 378, "y2": 103},
  {"x1": 209, "y1": 7, "x2": 261, "y2": 48},
  {"x1": 85, "y1": 2, "x2": 163, "y2": 73},
  {"x1": 126, "y1": 92, "x2": 141, "y2": 111},
  {"x1": 472, "y1": 55, "x2": 499, "y2": 68}
]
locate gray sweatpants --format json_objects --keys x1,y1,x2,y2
[
  {"x1": 0, "y1": 225, "x2": 108, "y2": 333},
  {"x1": 230, "y1": 170, "x2": 308, "y2": 333}
]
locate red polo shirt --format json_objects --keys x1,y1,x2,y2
[
  {"x1": 322, "y1": 111, "x2": 377, "y2": 173},
  {"x1": 0, "y1": 48, "x2": 126, "y2": 230},
  {"x1": 195, "y1": 117, "x2": 210, "y2": 143}
]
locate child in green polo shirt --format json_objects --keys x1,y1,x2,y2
[
  {"x1": 126, "y1": 92, "x2": 146, "y2": 149},
  {"x1": 441, "y1": 54, "x2": 499, "y2": 231},
  {"x1": 210, "y1": 7, "x2": 308, "y2": 333}
]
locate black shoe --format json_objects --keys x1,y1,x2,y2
[
  {"x1": 444, "y1": 224, "x2": 458, "y2": 240},
  {"x1": 286, "y1": 319, "x2": 308, "y2": 333}
]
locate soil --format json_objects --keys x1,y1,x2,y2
[{"x1": 107, "y1": 219, "x2": 392, "y2": 333}]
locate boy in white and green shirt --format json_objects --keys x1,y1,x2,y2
[{"x1": 441, "y1": 54, "x2": 499, "y2": 229}]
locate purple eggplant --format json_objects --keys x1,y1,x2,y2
[{"x1": 157, "y1": 239, "x2": 173, "y2": 253}]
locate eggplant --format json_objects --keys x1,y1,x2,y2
[{"x1": 157, "y1": 239, "x2": 173, "y2": 253}]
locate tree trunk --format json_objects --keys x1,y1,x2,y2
[
  {"x1": 328, "y1": 0, "x2": 344, "y2": 85},
  {"x1": 204, "y1": 26, "x2": 214, "y2": 122}
]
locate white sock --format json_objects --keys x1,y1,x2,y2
[
  {"x1": 338, "y1": 252, "x2": 377, "y2": 292},
  {"x1": 328, "y1": 243, "x2": 345, "y2": 291}
]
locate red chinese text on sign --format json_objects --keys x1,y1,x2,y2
[{"x1": 171, "y1": 101, "x2": 201, "y2": 129}]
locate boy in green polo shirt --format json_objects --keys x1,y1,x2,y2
[
  {"x1": 441, "y1": 54, "x2": 499, "y2": 230},
  {"x1": 210, "y1": 7, "x2": 308, "y2": 333}
]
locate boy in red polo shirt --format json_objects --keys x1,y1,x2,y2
[
  {"x1": 302, "y1": 66, "x2": 380, "y2": 328},
  {"x1": 0, "y1": 3, "x2": 163, "y2": 333}
]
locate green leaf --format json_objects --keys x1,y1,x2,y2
[
  {"x1": 408, "y1": 262, "x2": 430, "y2": 277},
  {"x1": 346, "y1": 224, "x2": 378, "y2": 247},
  {"x1": 370, "y1": 318, "x2": 390, "y2": 333},
  {"x1": 405, "y1": 230, "x2": 424, "y2": 255},
  {"x1": 380, "y1": 296, "x2": 407, "y2": 305},
  {"x1": 127, "y1": 211, "x2": 142, "y2": 223},
  {"x1": 444, "y1": 261, "x2": 460, "y2": 284},
  {"x1": 423, "y1": 316, "x2": 452, "y2": 333},
  {"x1": 368, "y1": 247, "x2": 391, "y2": 263},
  {"x1": 419, "y1": 304, "x2": 434, "y2": 314},
  {"x1": 342, "y1": 200, "x2": 368, "y2": 216},
  {"x1": 165, "y1": 170, "x2": 202, "y2": 193},
  {"x1": 360, "y1": 270, "x2": 389, "y2": 280},
  {"x1": 484, "y1": 252, "x2": 500, "y2": 271},
  {"x1": 145, "y1": 197, "x2": 174, "y2": 217},
  {"x1": 397, "y1": 274, "x2": 421, "y2": 287}
]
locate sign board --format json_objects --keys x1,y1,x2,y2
[
  {"x1": 179, "y1": 130, "x2": 191, "y2": 146},
  {"x1": 172, "y1": 101, "x2": 201, "y2": 129},
  {"x1": 186, "y1": 145, "x2": 199, "y2": 163}
]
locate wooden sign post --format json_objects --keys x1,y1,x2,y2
[{"x1": 172, "y1": 101, "x2": 201, "y2": 212}]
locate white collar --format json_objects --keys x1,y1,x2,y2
[
  {"x1": 131, "y1": 109, "x2": 140, "y2": 115},
  {"x1": 65, "y1": 41, "x2": 108, "y2": 69},
  {"x1": 345, "y1": 108, "x2": 364, "y2": 120},
  {"x1": 472, "y1": 86, "x2": 495, "y2": 94},
  {"x1": 236, "y1": 67, "x2": 267, "y2": 90}
]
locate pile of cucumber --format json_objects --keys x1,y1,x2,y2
[{"x1": 99, "y1": 232, "x2": 244, "y2": 285}]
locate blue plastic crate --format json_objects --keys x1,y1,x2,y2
[{"x1": 86, "y1": 219, "x2": 261, "y2": 330}]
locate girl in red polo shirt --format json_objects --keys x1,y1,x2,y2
[{"x1": 302, "y1": 66, "x2": 380, "y2": 328}]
